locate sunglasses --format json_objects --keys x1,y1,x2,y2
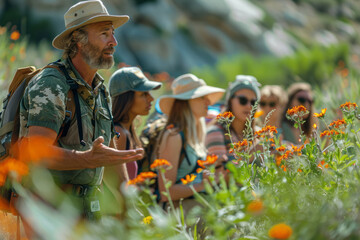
[
  {"x1": 260, "y1": 101, "x2": 277, "y2": 108},
  {"x1": 234, "y1": 95, "x2": 257, "y2": 106},
  {"x1": 297, "y1": 97, "x2": 313, "y2": 105}
]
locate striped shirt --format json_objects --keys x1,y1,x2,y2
[{"x1": 205, "y1": 123, "x2": 241, "y2": 161}]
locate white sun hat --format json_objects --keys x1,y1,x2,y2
[{"x1": 158, "y1": 73, "x2": 225, "y2": 115}]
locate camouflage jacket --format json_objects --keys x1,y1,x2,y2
[{"x1": 19, "y1": 58, "x2": 113, "y2": 186}]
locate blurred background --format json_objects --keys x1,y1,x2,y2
[
  {"x1": 1, "y1": 1, "x2": 360, "y2": 239},
  {"x1": 0, "y1": 0, "x2": 359, "y2": 107}
]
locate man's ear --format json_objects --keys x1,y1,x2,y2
[{"x1": 76, "y1": 41, "x2": 83, "y2": 49}]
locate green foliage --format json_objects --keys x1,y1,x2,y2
[{"x1": 192, "y1": 44, "x2": 349, "y2": 92}]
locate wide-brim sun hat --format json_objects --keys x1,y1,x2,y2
[
  {"x1": 109, "y1": 67, "x2": 162, "y2": 97},
  {"x1": 53, "y1": 0, "x2": 129, "y2": 50},
  {"x1": 158, "y1": 73, "x2": 225, "y2": 115}
]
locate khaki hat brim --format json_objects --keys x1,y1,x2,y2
[
  {"x1": 158, "y1": 86, "x2": 225, "y2": 115},
  {"x1": 52, "y1": 15, "x2": 129, "y2": 50}
]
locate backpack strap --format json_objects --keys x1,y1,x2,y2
[
  {"x1": 178, "y1": 131, "x2": 191, "y2": 167},
  {"x1": 100, "y1": 87, "x2": 119, "y2": 139},
  {"x1": 48, "y1": 61, "x2": 85, "y2": 146}
]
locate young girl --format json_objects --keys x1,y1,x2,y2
[
  {"x1": 155, "y1": 73, "x2": 225, "y2": 209},
  {"x1": 103, "y1": 66, "x2": 161, "y2": 215}
]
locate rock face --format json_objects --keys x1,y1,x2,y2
[{"x1": 2, "y1": 0, "x2": 360, "y2": 77}]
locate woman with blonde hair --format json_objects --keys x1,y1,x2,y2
[
  {"x1": 155, "y1": 73, "x2": 226, "y2": 209},
  {"x1": 259, "y1": 85, "x2": 288, "y2": 129}
]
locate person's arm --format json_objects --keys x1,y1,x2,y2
[
  {"x1": 27, "y1": 126, "x2": 143, "y2": 170},
  {"x1": 157, "y1": 131, "x2": 207, "y2": 202}
]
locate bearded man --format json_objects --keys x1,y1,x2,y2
[{"x1": 18, "y1": 0, "x2": 142, "y2": 229}]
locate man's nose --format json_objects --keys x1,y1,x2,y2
[{"x1": 109, "y1": 34, "x2": 118, "y2": 47}]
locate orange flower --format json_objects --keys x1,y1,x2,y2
[
  {"x1": 268, "y1": 223, "x2": 293, "y2": 239},
  {"x1": 281, "y1": 165, "x2": 287, "y2": 172},
  {"x1": 297, "y1": 168, "x2": 303, "y2": 172},
  {"x1": 247, "y1": 199, "x2": 264, "y2": 214},
  {"x1": 276, "y1": 146, "x2": 286, "y2": 152},
  {"x1": 254, "y1": 125, "x2": 278, "y2": 138},
  {"x1": 318, "y1": 160, "x2": 329, "y2": 169},
  {"x1": 313, "y1": 108, "x2": 327, "y2": 118},
  {"x1": 320, "y1": 129, "x2": 345, "y2": 137},
  {"x1": 10, "y1": 56, "x2": 16, "y2": 62},
  {"x1": 329, "y1": 119, "x2": 346, "y2": 128},
  {"x1": 10, "y1": 30, "x2": 20, "y2": 40},
  {"x1": 196, "y1": 168, "x2": 203, "y2": 173},
  {"x1": 291, "y1": 144, "x2": 304, "y2": 155},
  {"x1": 216, "y1": 111, "x2": 234, "y2": 120},
  {"x1": 205, "y1": 154, "x2": 218, "y2": 165},
  {"x1": 233, "y1": 139, "x2": 251, "y2": 151},
  {"x1": 127, "y1": 171, "x2": 157, "y2": 185},
  {"x1": 320, "y1": 130, "x2": 330, "y2": 137},
  {"x1": 127, "y1": 179, "x2": 138, "y2": 185},
  {"x1": 275, "y1": 155, "x2": 282, "y2": 166},
  {"x1": 138, "y1": 171, "x2": 157, "y2": 179},
  {"x1": 197, "y1": 154, "x2": 218, "y2": 168},
  {"x1": 286, "y1": 105, "x2": 308, "y2": 117},
  {"x1": 340, "y1": 102, "x2": 358, "y2": 110},
  {"x1": 180, "y1": 174, "x2": 196, "y2": 184},
  {"x1": 150, "y1": 159, "x2": 171, "y2": 170}
]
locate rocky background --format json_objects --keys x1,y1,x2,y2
[{"x1": 1, "y1": 0, "x2": 360, "y2": 77}]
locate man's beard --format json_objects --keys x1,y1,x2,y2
[{"x1": 80, "y1": 41, "x2": 115, "y2": 69}]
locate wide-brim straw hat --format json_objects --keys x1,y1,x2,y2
[
  {"x1": 158, "y1": 73, "x2": 225, "y2": 115},
  {"x1": 53, "y1": 0, "x2": 129, "y2": 50}
]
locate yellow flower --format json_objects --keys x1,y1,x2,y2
[
  {"x1": 143, "y1": 216, "x2": 152, "y2": 224},
  {"x1": 313, "y1": 108, "x2": 327, "y2": 118},
  {"x1": 268, "y1": 223, "x2": 293, "y2": 239},
  {"x1": 180, "y1": 174, "x2": 196, "y2": 184},
  {"x1": 254, "y1": 110, "x2": 264, "y2": 118}
]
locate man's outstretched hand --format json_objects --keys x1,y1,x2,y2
[{"x1": 83, "y1": 137, "x2": 144, "y2": 168}]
